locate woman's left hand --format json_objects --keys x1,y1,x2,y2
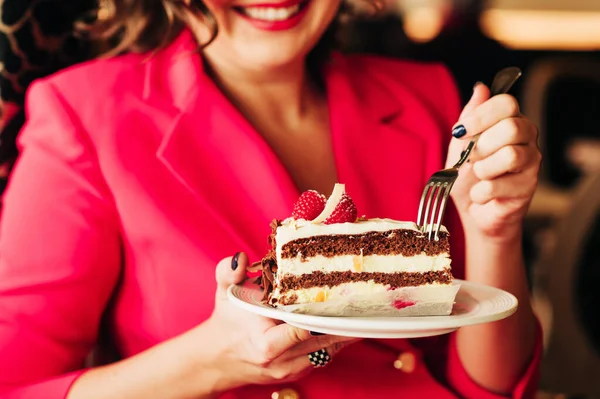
[{"x1": 446, "y1": 83, "x2": 541, "y2": 241}]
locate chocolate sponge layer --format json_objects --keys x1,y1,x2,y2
[
  {"x1": 280, "y1": 229, "x2": 450, "y2": 259},
  {"x1": 277, "y1": 269, "x2": 452, "y2": 291}
]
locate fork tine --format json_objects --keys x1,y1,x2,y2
[
  {"x1": 422, "y1": 183, "x2": 439, "y2": 234},
  {"x1": 433, "y1": 183, "x2": 454, "y2": 240},
  {"x1": 427, "y1": 183, "x2": 445, "y2": 240},
  {"x1": 417, "y1": 184, "x2": 432, "y2": 228}
]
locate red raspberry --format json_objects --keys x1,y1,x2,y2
[
  {"x1": 324, "y1": 194, "x2": 358, "y2": 224},
  {"x1": 292, "y1": 190, "x2": 326, "y2": 220}
]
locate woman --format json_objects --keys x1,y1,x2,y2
[{"x1": 0, "y1": 1, "x2": 541, "y2": 398}]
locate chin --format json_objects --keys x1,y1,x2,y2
[{"x1": 203, "y1": 0, "x2": 341, "y2": 72}]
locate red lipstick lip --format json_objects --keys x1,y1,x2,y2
[
  {"x1": 235, "y1": 0, "x2": 310, "y2": 32},
  {"x1": 235, "y1": 0, "x2": 304, "y2": 8}
]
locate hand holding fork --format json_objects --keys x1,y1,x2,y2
[{"x1": 416, "y1": 67, "x2": 533, "y2": 241}]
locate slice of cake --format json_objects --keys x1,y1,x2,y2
[{"x1": 259, "y1": 183, "x2": 459, "y2": 316}]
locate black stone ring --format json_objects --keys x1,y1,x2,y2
[{"x1": 307, "y1": 348, "x2": 332, "y2": 368}]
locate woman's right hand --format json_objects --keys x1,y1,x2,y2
[
  {"x1": 68, "y1": 253, "x2": 359, "y2": 399},
  {"x1": 180, "y1": 252, "x2": 360, "y2": 396}
]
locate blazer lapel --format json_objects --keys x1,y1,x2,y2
[{"x1": 147, "y1": 32, "x2": 299, "y2": 259}]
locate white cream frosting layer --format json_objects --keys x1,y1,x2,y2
[
  {"x1": 277, "y1": 253, "x2": 451, "y2": 275},
  {"x1": 272, "y1": 281, "x2": 391, "y2": 304},
  {"x1": 271, "y1": 281, "x2": 456, "y2": 306}
]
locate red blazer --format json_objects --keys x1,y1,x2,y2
[{"x1": 0, "y1": 30, "x2": 541, "y2": 399}]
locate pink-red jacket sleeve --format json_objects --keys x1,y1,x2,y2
[
  {"x1": 0, "y1": 81, "x2": 122, "y2": 398},
  {"x1": 444, "y1": 322, "x2": 543, "y2": 399},
  {"x1": 433, "y1": 65, "x2": 542, "y2": 399}
]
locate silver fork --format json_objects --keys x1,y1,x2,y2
[{"x1": 416, "y1": 67, "x2": 523, "y2": 240}]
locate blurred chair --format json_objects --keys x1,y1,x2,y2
[
  {"x1": 521, "y1": 57, "x2": 600, "y2": 397},
  {"x1": 532, "y1": 171, "x2": 600, "y2": 396}
]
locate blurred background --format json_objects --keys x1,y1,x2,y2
[
  {"x1": 344, "y1": 1, "x2": 600, "y2": 397},
  {"x1": 0, "y1": 0, "x2": 599, "y2": 398}
]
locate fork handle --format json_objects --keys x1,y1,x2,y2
[
  {"x1": 453, "y1": 67, "x2": 522, "y2": 168},
  {"x1": 453, "y1": 140, "x2": 477, "y2": 169}
]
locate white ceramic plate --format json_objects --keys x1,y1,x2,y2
[{"x1": 227, "y1": 279, "x2": 518, "y2": 339}]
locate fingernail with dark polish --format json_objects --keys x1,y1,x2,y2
[
  {"x1": 231, "y1": 252, "x2": 241, "y2": 271},
  {"x1": 452, "y1": 125, "x2": 467, "y2": 138},
  {"x1": 310, "y1": 331, "x2": 325, "y2": 336}
]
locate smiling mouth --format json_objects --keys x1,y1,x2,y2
[{"x1": 234, "y1": 1, "x2": 309, "y2": 22}]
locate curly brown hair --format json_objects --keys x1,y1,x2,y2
[{"x1": 80, "y1": 1, "x2": 208, "y2": 56}]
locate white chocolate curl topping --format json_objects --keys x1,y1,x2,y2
[{"x1": 311, "y1": 183, "x2": 346, "y2": 224}]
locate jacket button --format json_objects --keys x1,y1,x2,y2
[
  {"x1": 271, "y1": 388, "x2": 300, "y2": 399},
  {"x1": 394, "y1": 352, "x2": 417, "y2": 373}
]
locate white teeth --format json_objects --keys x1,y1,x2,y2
[{"x1": 242, "y1": 4, "x2": 301, "y2": 21}]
